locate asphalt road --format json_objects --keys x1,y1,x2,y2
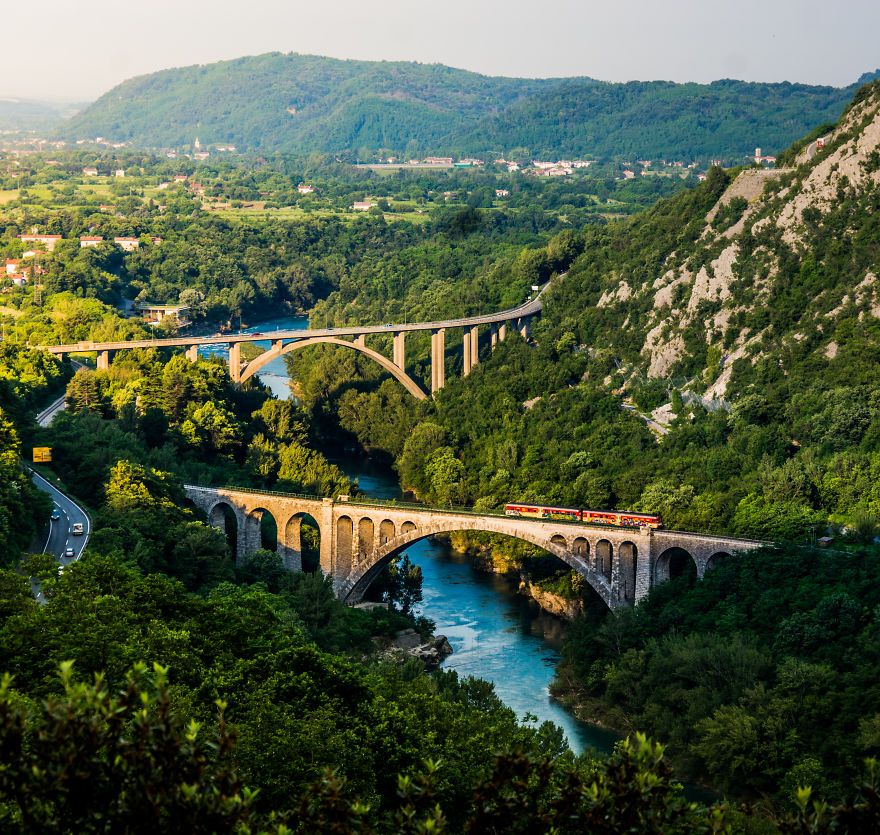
[{"x1": 29, "y1": 468, "x2": 90, "y2": 566}]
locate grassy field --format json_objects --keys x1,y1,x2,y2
[{"x1": 0, "y1": 305, "x2": 24, "y2": 318}]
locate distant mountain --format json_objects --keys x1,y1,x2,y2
[
  {"x1": 54, "y1": 53, "x2": 878, "y2": 160},
  {"x1": 0, "y1": 98, "x2": 82, "y2": 131},
  {"x1": 56, "y1": 53, "x2": 563, "y2": 154}
]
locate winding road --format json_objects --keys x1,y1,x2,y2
[{"x1": 30, "y1": 379, "x2": 91, "y2": 565}]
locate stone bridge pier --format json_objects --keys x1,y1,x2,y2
[{"x1": 184, "y1": 485, "x2": 764, "y2": 609}]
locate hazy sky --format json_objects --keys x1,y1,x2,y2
[{"x1": 5, "y1": 0, "x2": 878, "y2": 101}]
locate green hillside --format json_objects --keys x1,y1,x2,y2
[
  {"x1": 55, "y1": 51, "x2": 876, "y2": 160},
  {"x1": 56, "y1": 52, "x2": 560, "y2": 154},
  {"x1": 457, "y1": 78, "x2": 860, "y2": 160}
]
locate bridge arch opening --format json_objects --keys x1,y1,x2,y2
[
  {"x1": 337, "y1": 515, "x2": 353, "y2": 577},
  {"x1": 655, "y1": 547, "x2": 697, "y2": 584},
  {"x1": 243, "y1": 507, "x2": 278, "y2": 557},
  {"x1": 379, "y1": 519, "x2": 396, "y2": 545},
  {"x1": 358, "y1": 517, "x2": 375, "y2": 564},
  {"x1": 208, "y1": 501, "x2": 239, "y2": 559},
  {"x1": 281, "y1": 512, "x2": 321, "y2": 573},
  {"x1": 240, "y1": 336, "x2": 427, "y2": 399},
  {"x1": 573, "y1": 537, "x2": 589, "y2": 558},
  {"x1": 704, "y1": 551, "x2": 730, "y2": 576},
  {"x1": 596, "y1": 540, "x2": 613, "y2": 581},
  {"x1": 617, "y1": 541, "x2": 638, "y2": 604},
  {"x1": 343, "y1": 523, "x2": 613, "y2": 609}
]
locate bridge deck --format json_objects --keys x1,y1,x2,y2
[{"x1": 37, "y1": 284, "x2": 549, "y2": 354}]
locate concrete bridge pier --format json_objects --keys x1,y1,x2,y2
[
  {"x1": 393, "y1": 331, "x2": 405, "y2": 370},
  {"x1": 97, "y1": 349, "x2": 111, "y2": 370},
  {"x1": 469, "y1": 325, "x2": 479, "y2": 368},
  {"x1": 354, "y1": 334, "x2": 365, "y2": 348},
  {"x1": 463, "y1": 330, "x2": 472, "y2": 375},
  {"x1": 499, "y1": 322, "x2": 507, "y2": 342},
  {"x1": 490, "y1": 323, "x2": 497, "y2": 348},
  {"x1": 431, "y1": 328, "x2": 445, "y2": 393},
  {"x1": 185, "y1": 345, "x2": 199, "y2": 362},
  {"x1": 228, "y1": 342, "x2": 241, "y2": 383},
  {"x1": 518, "y1": 317, "x2": 531, "y2": 339}
]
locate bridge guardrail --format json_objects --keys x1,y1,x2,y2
[{"x1": 184, "y1": 484, "x2": 323, "y2": 503}]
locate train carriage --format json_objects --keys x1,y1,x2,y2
[
  {"x1": 505, "y1": 502, "x2": 662, "y2": 529},
  {"x1": 504, "y1": 503, "x2": 581, "y2": 522}
]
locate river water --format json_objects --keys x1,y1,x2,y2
[{"x1": 212, "y1": 314, "x2": 617, "y2": 754}]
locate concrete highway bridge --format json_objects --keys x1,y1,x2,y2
[
  {"x1": 184, "y1": 484, "x2": 765, "y2": 609},
  {"x1": 37, "y1": 287, "x2": 547, "y2": 399}
]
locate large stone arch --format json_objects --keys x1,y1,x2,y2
[
  {"x1": 238, "y1": 336, "x2": 427, "y2": 399},
  {"x1": 340, "y1": 517, "x2": 614, "y2": 608},
  {"x1": 655, "y1": 546, "x2": 697, "y2": 584},
  {"x1": 572, "y1": 537, "x2": 589, "y2": 558}
]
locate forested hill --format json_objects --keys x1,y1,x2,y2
[
  {"x1": 56, "y1": 51, "x2": 875, "y2": 160},
  {"x1": 56, "y1": 53, "x2": 562, "y2": 155}
]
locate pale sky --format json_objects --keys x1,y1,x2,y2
[{"x1": 4, "y1": 0, "x2": 878, "y2": 101}]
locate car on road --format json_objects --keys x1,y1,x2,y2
[
  {"x1": 51, "y1": 508, "x2": 60, "y2": 520},
  {"x1": 64, "y1": 546, "x2": 75, "y2": 558},
  {"x1": 72, "y1": 523, "x2": 84, "y2": 535}
]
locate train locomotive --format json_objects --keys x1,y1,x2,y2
[{"x1": 504, "y1": 503, "x2": 662, "y2": 529}]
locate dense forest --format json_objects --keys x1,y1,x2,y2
[{"x1": 56, "y1": 52, "x2": 875, "y2": 161}]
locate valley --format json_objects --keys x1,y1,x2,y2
[{"x1": 1, "y1": 57, "x2": 880, "y2": 831}]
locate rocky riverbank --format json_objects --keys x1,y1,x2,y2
[
  {"x1": 520, "y1": 579, "x2": 584, "y2": 620},
  {"x1": 368, "y1": 621, "x2": 454, "y2": 670}
]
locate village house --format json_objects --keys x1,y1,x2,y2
[
  {"x1": 507, "y1": 162, "x2": 520, "y2": 172},
  {"x1": 495, "y1": 189, "x2": 509, "y2": 197},
  {"x1": 423, "y1": 156, "x2": 453, "y2": 165},
  {"x1": 21, "y1": 250, "x2": 47, "y2": 259},
  {"x1": 114, "y1": 237, "x2": 140, "y2": 251},
  {"x1": 297, "y1": 184, "x2": 315, "y2": 194},
  {"x1": 352, "y1": 201, "x2": 376, "y2": 211},
  {"x1": 80, "y1": 237, "x2": 103, "y2": 247},
  {"x1": 82, "y1": 167, "x2": 98, "y2": 176},
  {"x1": 19, "y1": 234, "x2": 62, "y2": 251},
  {"x1": 136, "y1": 303, "x2": 191, "y2": 328},
  {"x1": 11, "y1": 275, "x2": 27, "y2": 287},
  {"x1": 173, "y1": 174, "x2": 187, "y2": 183},
  {"x1": 622, "y1": 169, "x2": 635, "y2": 179},
  {"x1": 5, "y1": 260, "x2": 19, "y2": 275}
]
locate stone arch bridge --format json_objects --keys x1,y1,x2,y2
[{"x1": 184, "y1": 485, "x2": 765, "y2": 609}]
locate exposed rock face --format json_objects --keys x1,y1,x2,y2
[
  {"x1": 521, "y1": 580, "x2": 583, "y2": 620},
  {"x1": 616, "y1": 86, "x2": 880, "y2": 396},
  {"x1": 382, "y1": 629, "x2": 454, "y2": 670}
]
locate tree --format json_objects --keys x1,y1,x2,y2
[
  {"x1": 383, "y1": 553, "x2": 424, "y2": 616},
  {"x1": 0, "y1": 661, "x2": 289, "y2": 834}
]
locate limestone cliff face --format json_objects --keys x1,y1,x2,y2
[{"x1": 585, "y1": 83, "x2": 880, "y2": 399}]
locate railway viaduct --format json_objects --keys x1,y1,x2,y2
[
  {"x1": 184, "y1": 484, "x2": 765, "y2": 609},
  {"x1": 37, "y1": 286, "x2": 547, "y2": 399}
]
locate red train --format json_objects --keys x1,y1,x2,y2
[{"x1": 504, "y1": 503, "x2": 663, "y2": 529}]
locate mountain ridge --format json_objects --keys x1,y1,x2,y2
[{"x1": 54, "y1": 52, "x2": 877, "y2": 160}]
